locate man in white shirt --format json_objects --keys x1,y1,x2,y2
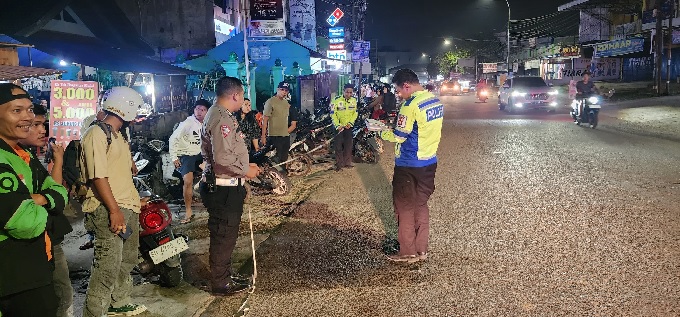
[{"x1": 170, "y1": 99, "x2": 210, "y2": 223}]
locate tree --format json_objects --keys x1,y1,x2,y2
[
  {"x1": 426, "y1": 61, "x2": 439, "y2": 79},
  {"x1": 436, "y1": 49, "x2": 471, "y2": 75}
]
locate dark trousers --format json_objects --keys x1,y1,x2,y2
[
  {"x1": 200, "y1": 183, "x2": 246, "y2": 288},
  {"x1": 392, "y1": 163, "x2": 437, "y2": 255},
  {"x1": 269, "y1": 136, "x2": 290, "y2": 164},
  {"x1": 334, "y1": 128, "x2": 354, "y2": 168},
  {"x1": 0, "y1": 284, "x2": 58, "y2": 317}
]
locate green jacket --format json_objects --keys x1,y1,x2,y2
[{"x1": 0, "y1": 139, "x2": 68, "y2": 297}]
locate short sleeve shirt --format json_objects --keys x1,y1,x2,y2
[
  {"x1": 80, "y1": 126, "x2": 140, "y2": 213},
  {"x1": 576, "y1": 80, "x2": 595, "y2": 94},
  {"x1": 263, "y1": 96, "x2": 291, "y2": 137}
]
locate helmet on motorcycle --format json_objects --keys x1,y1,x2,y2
[{"x1": 101, "y1": 87, "x2": 143, "y2": 122}]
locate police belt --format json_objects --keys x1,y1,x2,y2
[{"x1": 203, "y1": 176, "x2": 246, "y2": 187}]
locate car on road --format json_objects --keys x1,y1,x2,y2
[
  {"x1": 498, "y1": 76, "x2": 559, "y2": 112},
  {"x1": 439, "y1": 81, "x2": 461, "y2": 96}
]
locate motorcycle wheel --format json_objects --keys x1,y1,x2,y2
[
  {"x1": 159, "y1": 263, "x2": 183, "y2": 287},
  {"x1": 590, "y1": 112, "x2": 598, "y2": 129},
  {"x1": 286, "y1": 153, "x2": 313, "y2": 177},
  {"x1": 265, "y1": 167, "x2": 291, "y2": 196}
]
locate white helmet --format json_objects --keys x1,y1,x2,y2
[{"x1": 101, "y1": 87, "x2": 143, "y2": 121}]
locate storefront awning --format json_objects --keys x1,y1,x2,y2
[
  {"x1": 13, "y1": 32, "x2": 201, "y2": 75},
  {"x1": 0, "y1": 65, "x2": 65, "y2": 81}
]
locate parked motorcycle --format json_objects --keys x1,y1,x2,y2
[
  {"x1": 571, "y1": 93, "x2": 602, "y2": 129},
  {"x1": 249, "y1": 144, "x2": 291, "y2": 195},
  {"x1": 133, "y1": 176, "x2": 188, "y2": 287},
  {"x1": 352, "y1": 109, "x2": 381, "y2": 164}
]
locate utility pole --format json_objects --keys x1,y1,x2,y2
[
  {"x1": 666, "y1": 0, "x2": 675, "y2": 95},
  {"x1": 655, "y1": 0, "x2": 663, "y2": 95}
]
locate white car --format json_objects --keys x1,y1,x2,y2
[{"x1": 498, "y1": 76, "x2": 559, "y2": 112}]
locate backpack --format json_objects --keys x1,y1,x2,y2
[{"x1": 63, "y1": 121, "x2": 114, "y2": 202}]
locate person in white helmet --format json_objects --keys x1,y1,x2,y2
[{"x1": 79, "y1": 87, "x2": 147, "y2": 317}]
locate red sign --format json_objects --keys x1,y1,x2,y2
[
  {"x1": 329, "y1": 43, "x2": 345, "y2": 50},
  {"x1": 332, "y1": 8, "x2": 344, "y2": 19},
  {"x1": 49, "y1": 80, "x2": 99, "y2": 143}
]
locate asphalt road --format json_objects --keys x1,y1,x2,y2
[{"x1": 207, "y1": 93, "x2": 680, "y2": 316}]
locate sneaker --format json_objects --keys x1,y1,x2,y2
[
  {"x1": 417, "y1": 252, "x2": 428, "y2": 261},
  {"x1": 386, "y1": 254, "x2": 419, "y2": 263},
  {"x1": 211, "y1": 282, "x2": 251, "y2": 296},
  {"x1": 107, "y1": 304, "x2": 147, "y2": 316},
  {"x1": 231, "y1": 273, "x2": 252, "y2": 285}
]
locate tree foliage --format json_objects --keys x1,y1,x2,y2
[{"x1": 436, "y1": 49, "x2": 471, "y2": 75}]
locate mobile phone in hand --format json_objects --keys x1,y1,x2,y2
[{"x1": 118, "y1": 224, "x2": 133, "y2": 240}]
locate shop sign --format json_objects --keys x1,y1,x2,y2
[
  {"x1": 352, "y1": 41, "x2": 370, "y2": 62},
  {"x1": 250, "y1": 0, "x2": 283, "y2": 20},
  {"x1": 561, "y1": 58, "x2": 620, "y2": 80},
  {"x1": 673, "y1": 30, "x2": 680, "y2": 44},
  {"x1": 249, "y1": 20, "x2": 286, "y2": 38},
  {"x1": 560, "y1": 45, "x2": 580, "y2": 57},
  {"x1": 327, "y1": 50, "x2": 347, "y2": 60},
  {"x1": 326, "y1": 8, "x2": 344, "y2": 26},
  {"x1": 594, "y1": 38, "x2": 644, "y2": 58},
  {"x1": 329, "y1": 27, "x2": 345, "y2": 38},
  {"x1": 250, "y1": 46, "x2": 271, "y2": 61},
  {"x1": 329, "y1": 38, "x2": 344, "y2": 44},
  {"x1": 49, "y1": 80, "x2": 98, "y2": 143},
  {"x1": 482, "y1": 63, "x2": 497, "y2": 74},
  {"x1": 329, "y1": 43, "x2": 345, "y2": 50}
]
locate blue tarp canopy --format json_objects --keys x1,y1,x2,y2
[{"x1": 5, "y1": 32, "x2": 200, "y2": 75}]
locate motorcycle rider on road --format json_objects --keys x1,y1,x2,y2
[{"x1": 574, "y1": 72, "x2": 599, "y2": 123}]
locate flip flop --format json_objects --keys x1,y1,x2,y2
[{"x1": 179, "y1": 215, "x2": 194, "y2": 224}]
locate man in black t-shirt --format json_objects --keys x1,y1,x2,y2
[{"x1": 574, "y1": 72, "x2": 599, "y2": 120}]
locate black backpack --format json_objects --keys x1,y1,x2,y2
[{"x1": 62, "y1": 121, "x2": 114, "y2": 201}]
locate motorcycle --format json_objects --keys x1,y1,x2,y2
[
  {"x1": 249, "y1": 144, "x2": 291, "y2": 196},
  {"x1": 352, "y1": 109, "x2": 381, "y2": 164},
  {"x1": 571, "y1": 93, "x2": 602, "y2": 129},
  {"x1": 477, "y1": 89, "x2": 489, "y2": 103},
  {"x1": 133, "y1": 176, "x2": 188, "y2": 287}
]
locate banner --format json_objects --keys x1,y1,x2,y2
[
  {"x1": 352, "y1": 41, "x2": 370, "y2": 62},
  {"x1": 250, "y1": 0, "x2": 283, "y2": 20},
  {"x1": 594, "y1": 38, "x2": 644, "y2": 58},
  {"x1": 560, "y1": 58, "x2": 620, "y2": 80},
  {"x1": 327, "y1": 50, "x2": 347, "y2": 61},
  {"x1": 289, "y1": 0, "x2": 317, "y2": 50},
  {"x1": 249, "y1": 20, "x2": 286, "y2": 38},
  {"x1": 329, "y1": 27, "x2": 345, "y2": 38},
  {"x1": 49, "y1": 80, "x2": 99, "y2": 143},
  {"x1": 482, "y1": 63, "x2": 497, "y2": 74}
]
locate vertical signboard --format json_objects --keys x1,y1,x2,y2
[
  {"x1": 250, "y1": 0, "x2": 285, "y2": 38},
  {"x1": 352, "y1": 41, "x2": 370, "y2": 62},
  {"x1": 49, "y1": 80, "x2": 98, "y2": 143},
  {"x1": 289, "y1": 0, "x2": 317, "y2": 50}
]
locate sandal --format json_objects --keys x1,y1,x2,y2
[{"x1": 179, "y1": 215, "x2": 194, "y2": 224}]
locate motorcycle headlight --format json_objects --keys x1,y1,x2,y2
[
  {"x1": 588, "y1": 96, "x2": 599, "y2": 104},
  {"x1": 548, "y1": 90, "x2": 559, "y2": 95},
  {"x1": 512, "y1": 91, "x2": 526, "y2": 97}
]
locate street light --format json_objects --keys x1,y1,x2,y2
[
  {"x1": 444, "y1": 39, "x2": 451, "y2": 46},
  {"x1": 422, "y1": 53, "x2": 428, "y2": 58},
  {"x1": 505, "y1": 0, "x2": 510, "y2": 72}
]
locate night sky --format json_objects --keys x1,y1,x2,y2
[{"x1": 362, "y1": 0, "x2": 572, "y2": 53}]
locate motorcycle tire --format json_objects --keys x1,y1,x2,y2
[
  {"x1": 286, "y1": 153, "x2": 313, "y2": 177},
  {"x1": 159, "y1": 263, "x2": 183, "y2": 287},
  {"x1": 590, "y1": 112, "x2": 598, "y2": 129},
  {"x1": 265, "y1": 167, "x2": 291, "y2": 196}
]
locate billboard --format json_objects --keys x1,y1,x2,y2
[
  {"x1": 250, "y1": 0, "x2": 283, "y2": 20},
  {"x1": 249, "y1": 20, "x2": 285, "y2": 38},
  {"x1": 49, "y1": 80, "x2": 99, "y2": 143},
  {"x1": 289, "y1": 0, "x2": 317, "y2": 50},
  {"x1": 352, "y1": 41, "x2": 370, "y2": 62}
]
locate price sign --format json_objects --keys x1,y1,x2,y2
[{"x1": 49, "y1": 80, "x2": 99, "y2": 143}]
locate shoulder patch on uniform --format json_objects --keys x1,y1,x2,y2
[
  {"x1": 425, "y1": 105, "x2": 444, "y2": 121},
  {"x1": 221, "y1": 125, "x2": 231, "y2": 138},
  {"x1": 397, "y1": 114, "x2": 408, "y2": 128}
]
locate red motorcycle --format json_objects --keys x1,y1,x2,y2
[{"x1": 134, "y1": 176, "x2": 188, "y2": 287}]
